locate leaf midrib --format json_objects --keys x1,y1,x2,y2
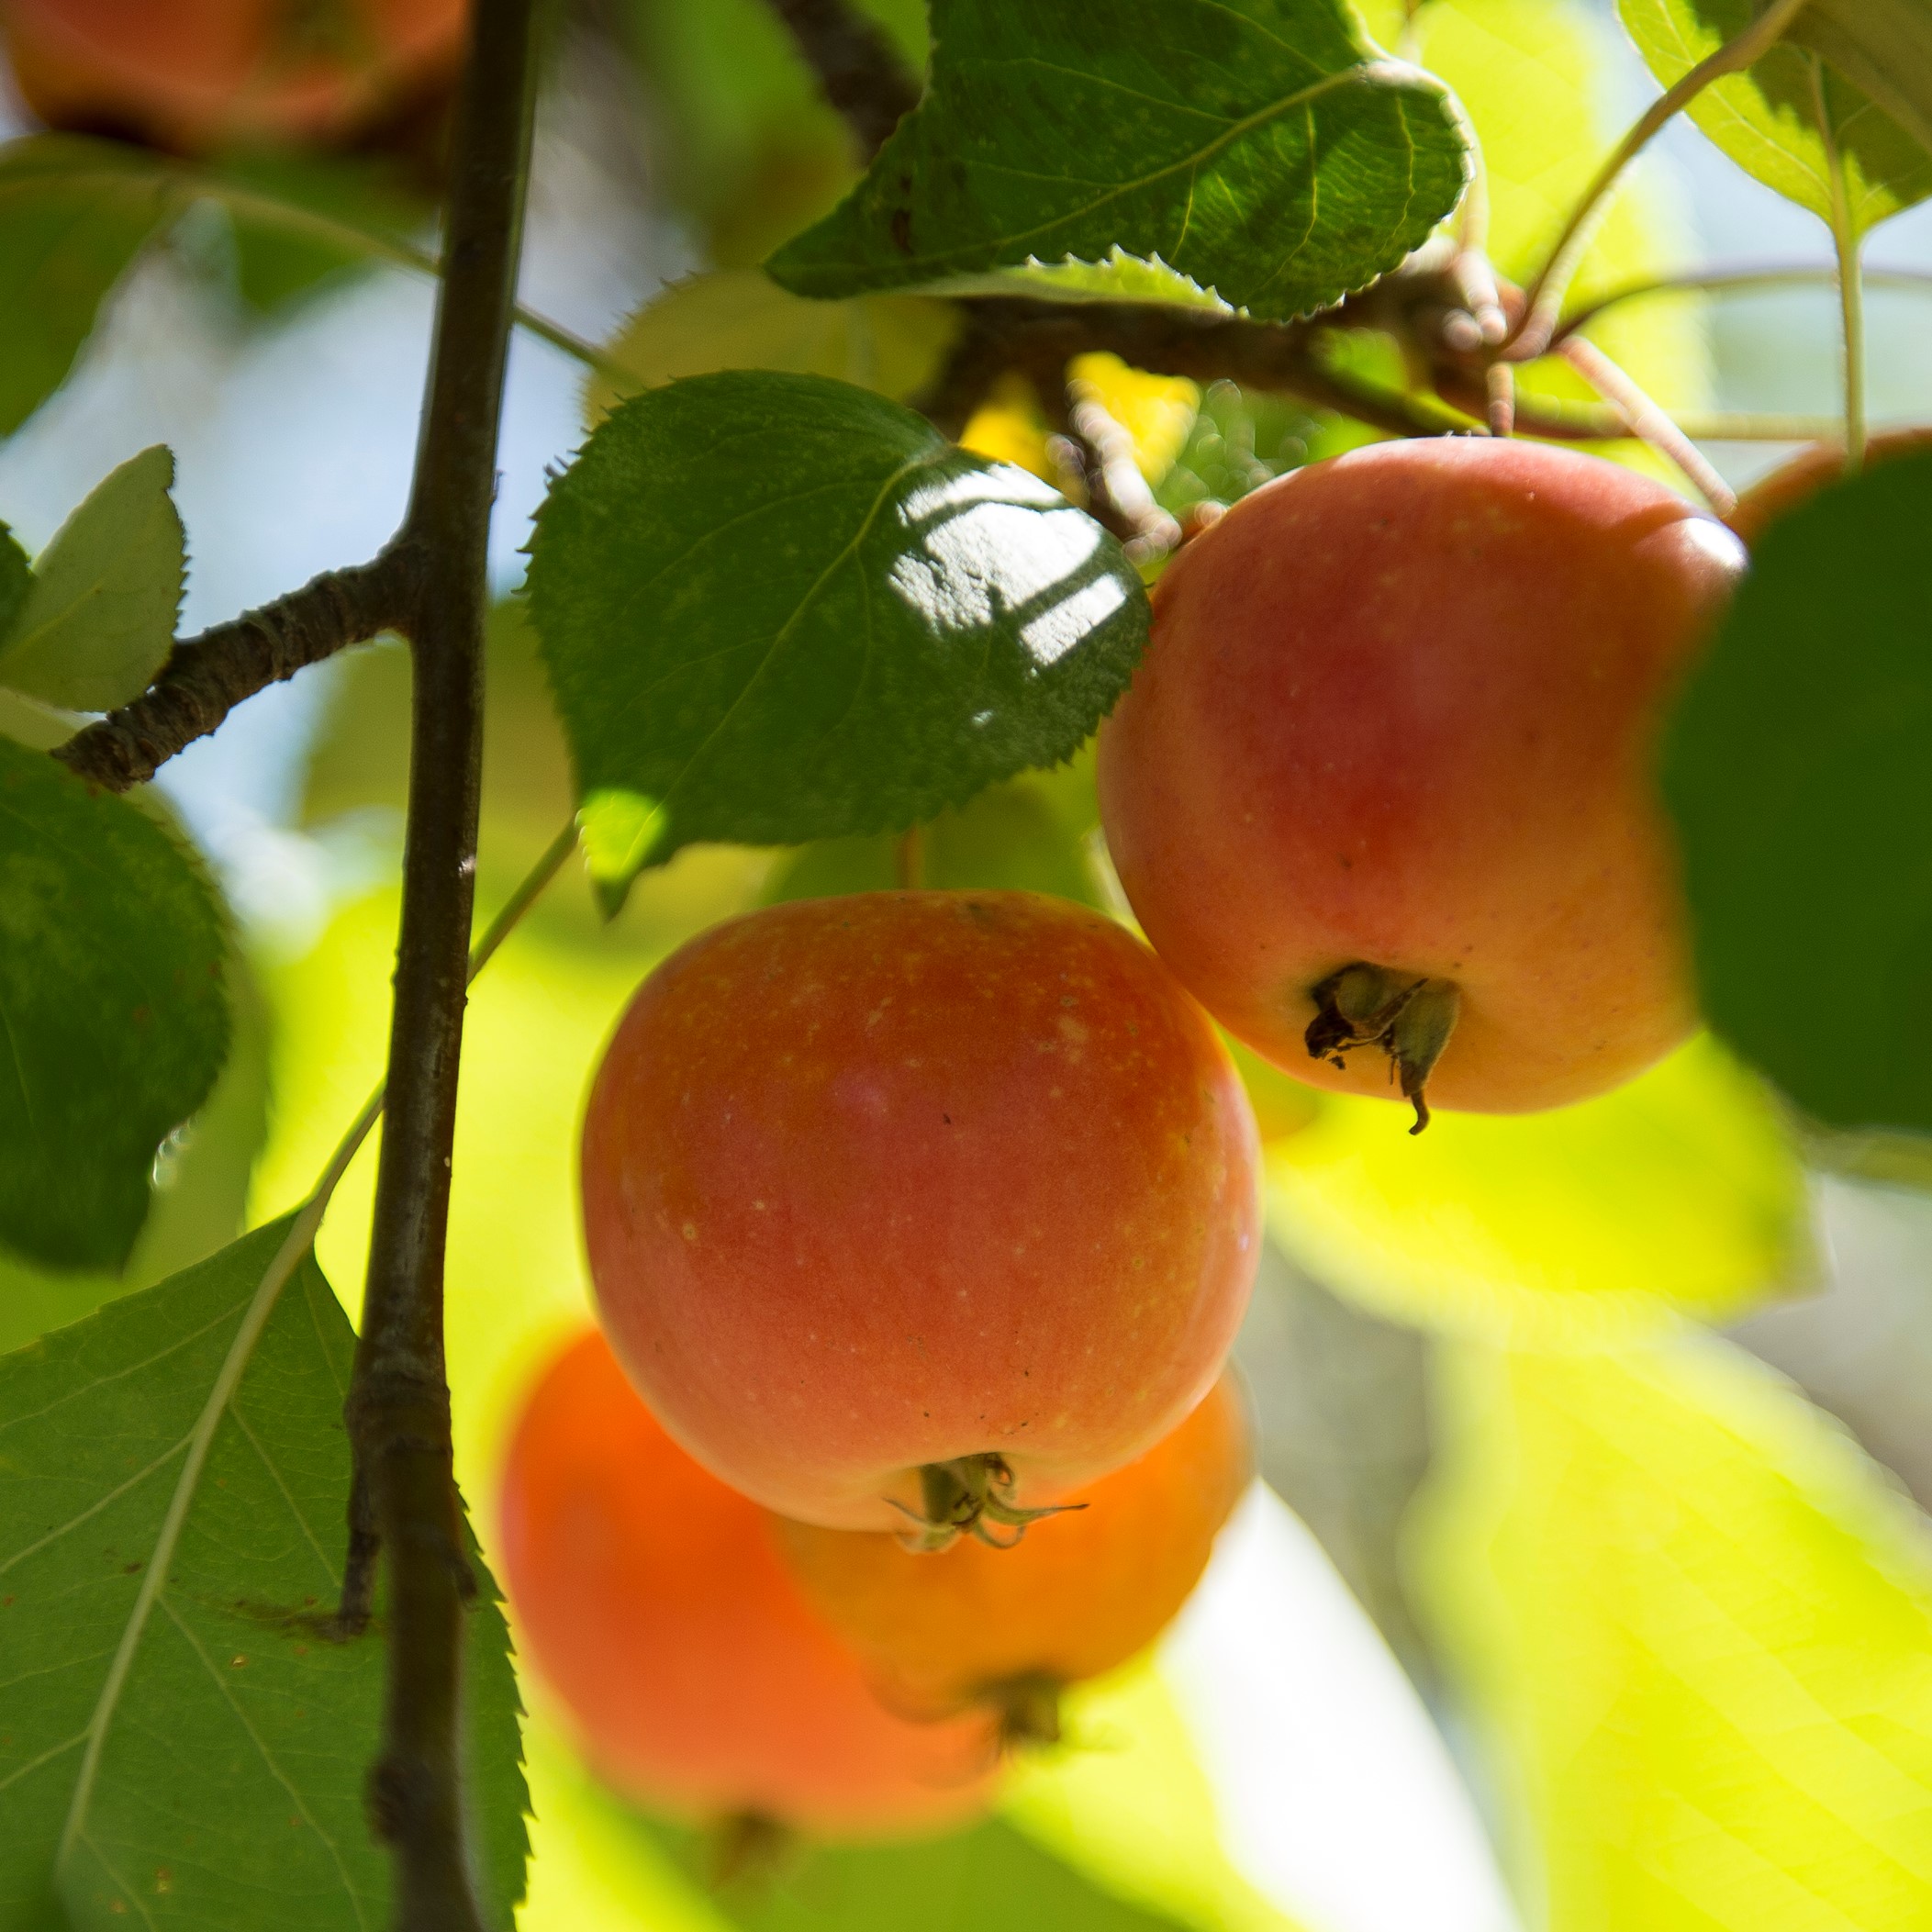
[{"x1": 849, "y1": 61, "x2": 1404, "y2": 278}]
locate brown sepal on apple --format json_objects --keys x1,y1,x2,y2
[{"x1": 1305, "y1": 964, "x2": 1462, "y2": 1134}]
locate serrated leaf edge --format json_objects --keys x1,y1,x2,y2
[{"x1": 771, "y1": 52, "x2": 1467, "y2": 327}]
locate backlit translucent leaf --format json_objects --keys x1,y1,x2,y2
[
  {"x1": 0, "y1": 137, "x2": 172, "y2": 435},
  {"x1": 1001, "y1": 1654, "x2": 1300, "y2": 1932},
  {"x1": 0, "y1": 741, "x2": 229, "y2": 1272},
  {"x1": 761, "y1": 756, "x2": 1106, "y2": 909},
  {"x1": 1662, "y1": 449, "x2": 1932, "y2": 1139},
  {"x1": 1619, "y1": 0, "x2": 1932, "y2": 230},
  {"x1": 525, "y1": 372, "x2": 1146, "y2": 908},
  {"x1": 0, "y1": 447, "x2": 184, "y2": 713},
  {"x1": 1793, "y1": 0, "x2": 1932, "y2": 160},
  {"x1": 766, "y1": 0, "x2": 1469, "y2": 324},
  {"x1": 1265, "y1": 1038, "x2": 1808, "y2": 1340},
  {"x1": 0, "y1": 1223, "x2": 528, "y2": 1931},
  {"x1": 1414, "y1": 1332, "x2": 1932, "y2": 1929},
  {"x1": 588, "y1": 269, "x2": 959, "y2": 420}
]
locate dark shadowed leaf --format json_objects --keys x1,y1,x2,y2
[
  {"x1": 1794, "y1": 0, "x2": 1932, "y2": 159},
  {"x1": 0, "y1": 138, "x2": 174, "y2": 436},
  {"x1": 1618, "y1": 0, "x2": 1932, "y2": 230},
  {"x1": 524, "y1": 372, "x2": 1147, "y2": 910},
  {"x1": 0, "y1": 1223, "x2": 528, "y2": 1932},
  {"x1": 0, "y1": 526, "x2": 28, "y2": 645},
  {"x1": 1662, "y1": 449, "x2": 1932, "y2": 1138},
  {"x1": 0, "y1": 741, "x2": 229, "y2": 1272},
  {"x1": 0, "y1": 447, "x2": 184, "y2": 713},
  {"x1": 765, "y1": 0, "x2": 1469, "y2": 324}
]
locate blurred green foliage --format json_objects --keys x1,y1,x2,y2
[{"x1": 619, "y1": 0, "x2": 924, "y2": 264}]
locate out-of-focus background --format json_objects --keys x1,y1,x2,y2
[{"x1": 5, "y1": 2, "x2": 1932, "y2": 1927}]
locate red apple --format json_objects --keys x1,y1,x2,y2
[{"x1": 1096, "y1": 437, "x2": 1745, "y2": 1123}]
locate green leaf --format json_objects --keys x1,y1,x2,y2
[
  {"x1": 590, "y1": 270, "x2": 960, "y2": 419},
  {"x1": 0, "y1": 526, "x2": 28, "y2": 648},
  {"x1": 1792, "y1": 0, "x2": 1932, "y2": 160},
  {"x1": 0, "y1": 1221, "x2": 528, "y2": 1931},
  {"x1": 0, "y1": 956, "x2": 272, "y2": 1359},
  {"x1": 1662, "y1": 450, "x2": 1932, "y2": 1139},
  {"x1": 1000, "y1": 1657, "x2": 1301, "y2": 1932},
  {"x1": 765, "y1": 0, "x2": 1469, "y2": 324},
  {"x1": 919, "y1": 248, "x2": 1237, "y2": 313},
  {"x1": 0, "y1": 529, "x2": 28, "y2": 649},
  {"x1": 1618, "y1": 0, "x2": 1932, "y2": 231},
  {"x1": 0, "y1": 447, "x2": 184, "y2": 713},
  {"x1": 211, "y1": 148, "x2": 430, "y2": 315},
  {"x1": 537, "y1": 1742, "x2": 1195, "y2": 1932},
  {"x1": 525, "y1": 372, "x2": 1147, "y2": 905},
  {"x1": 1414, "y1": 1331, "x2": 1932, "y2": 1930},
  {"x1": 1265, "y1": 1037, "x2": 1809, "y2": 1340},
  {"x1": 0, "y1": 137, "x2": 173, "y2": 435},
  {"x1": 0, "y1": 738, "x2": 229, "y2": 1272}
]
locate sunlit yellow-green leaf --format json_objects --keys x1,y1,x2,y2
[
  {"x1": 587, "y1": 269, "x2": 959, "y2": 420},
  {"x1": 1413, "y1": 1332, "x2": 1932, "y2": 1930},
  {"x1": 1412, "y1": 0, "x2": 1710, "y2": 441},
  {"x1": 1001, "y1": 1658, "x2": 1301, "y2": 1932},
  {"x1": 1265, "y1": 1037, "x2": 1808, "y2": 1339},
  {"x1": 518, "y1": 1715, "x2": 729, "y2": 1932},
  {"x1": 1620, "y1": 0, "x2": 1932, "y2": 233}
]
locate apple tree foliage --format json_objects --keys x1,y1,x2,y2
[{"x1": 0, "y1": 0, "x2": 1928, "y2": 1926}]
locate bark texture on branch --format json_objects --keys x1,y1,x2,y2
[
  {"x1": 910, "y1": 292, "x2": 1643, "y2": 445},
  {"x1": 338, "y1": 0, "x2": 539, "y2": 1926},
  {"x1": 52, "y1": 555, "x2": 408, "y2": 792},
  {"x1": 767, "y1": 0, "x2": 921, "y2": 161}
]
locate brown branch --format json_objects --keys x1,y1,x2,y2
[
  {"x1": 334, "y1": 0, "x2": 540, "y2": 1925},
  {"x1": 51, "y1": 556, "x2": 408, "y2": 792},
  {"x1": 766, "y1": 0, "x2": 921, "y2": 162},
  {"x1": 913, "y1": 296, "x2": 1482, "y2": 442}
]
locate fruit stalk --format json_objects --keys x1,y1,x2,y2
[{"x1": 338, "y1": 0, "x2": 539, "y2": 1926}]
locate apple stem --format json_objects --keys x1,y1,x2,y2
[
  {"x1": 1810, "y1": 55, "x2": 1867, "y2": 478},
  {"x1": 1305, "y1": 964, "x2": 1461, "y2": 1133},
  {"x1": 892, "y1": 1454, "x2": 1088, "y2": 1552}
]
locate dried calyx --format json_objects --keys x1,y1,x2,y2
[
  {"x1": 891, "y1": 1453, "x2": 1086, "y2": 1553},
  {"x1": 981, "y1": 1671, "x2": 1066, "y2": 1748},
  {"x1": 1304, "y1": 963, "x2": 1462, "y2": 1134},
  {"x1": 709, "y1": 1810, "x2": 795, "y2": 1887}
]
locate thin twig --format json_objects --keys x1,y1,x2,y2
[
  {"x1": 339, "y1": 0, "x2": 540, "y2": 1924},
  {"x1": 765, "y1": 0, "x2": 921, "y2": 162},
  {"x1": 1549, "y1": 262, "x2": 1932, "y2": 346},
  {"x1": 1558, "y1": 336, "x2": 1737, "y2": 515},
  {"x1": 1063, "y1": 367, "x2": 1184, "y2": 561},
  {"x1": 52, "y1": 553, "x2": 408, "y2": 791},
  {"x1": 894, "y1": 825, "x2": 924, "y2": 889},
  {"x1": 1810, "y1": 54, "x2": 1866, "y2": 474},
  {"x1": 185, "y1": 170, "x2": 631, "y2": 388},
  {"x1": 1509, "y1": 0, "x2": 1813, "y2": 360}
]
